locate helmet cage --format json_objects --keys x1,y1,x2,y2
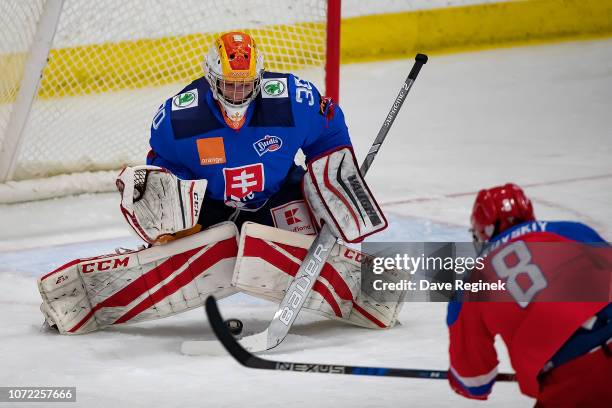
[{"x1": 207, "y1": 69, "x2": 262, "y2": 108}]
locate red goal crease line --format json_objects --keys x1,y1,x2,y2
[{"x1": 380, "y1": 173, "x2": 612, "y2": 207}]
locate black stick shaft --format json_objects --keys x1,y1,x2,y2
[
  {"x1": 205, "y1": 296, "x2": 516, "y2": 382},
  {"x1": 359, "y1": 53, "x2": 428, "y2": 175}
]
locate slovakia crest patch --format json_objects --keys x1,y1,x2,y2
[{"x1": 253, "y1": 135, "x2": 282, "y2": 156}]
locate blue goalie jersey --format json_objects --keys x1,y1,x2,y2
[{"x1": 147, "y1": 72, "x2": 351, "y2": 210}]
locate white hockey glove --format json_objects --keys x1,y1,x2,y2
[
  {"x1": 303, "y1": 147, "x2": 388, "y2": 243},
  {"x1": 116, "y1": 165, "x2": 207, "y2": 244}
]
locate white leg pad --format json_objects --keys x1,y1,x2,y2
[
  {"x1": 232, "y1": 222, "x2": 403, "y2": 329},
  {"x1": 38, "y1": 222, "x2": 239, "y2": 334}
]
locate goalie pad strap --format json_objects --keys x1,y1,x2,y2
[
  {"x1": 38, "y1": 222, "x2": 238, "y2": 334},
  {"x1": 303, "y1": 147, "x2": 387, "y2": 243}
]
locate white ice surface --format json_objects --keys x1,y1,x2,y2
[{"x1": 1, "y1": 39, "x2": 611, "y2": 407}]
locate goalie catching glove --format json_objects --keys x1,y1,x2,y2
[
  {"x1": 116, "y1": 165, "x2": 207, "y2": 244},
  {"x1": 303, "y1": 147, "x2": 388, "y2": 243}
]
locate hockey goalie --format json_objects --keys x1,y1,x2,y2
[{"x1": 37, "y1": 31, "x2": 402, "y2": 335}]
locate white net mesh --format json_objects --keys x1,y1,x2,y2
[{"x1": 0, "y1": 0, "x2": 330, "y2": 201}]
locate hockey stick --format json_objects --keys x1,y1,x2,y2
[
  {"x1": 237, "y1": 54, "x2": 429, "y2": 353},
  {"x1": 182, "y1": 54, "x2": 428, "y2": 355},
  {"x1": 205, "y1": 296, "x2": 517, "y2": 381}
]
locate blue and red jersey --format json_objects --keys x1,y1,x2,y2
[
  {"x1": 447, "y1": 221, "x2": 610, "y2": 399},
  {"x1": 147, "y1": 72, "x2": 350, "y2": 210}
]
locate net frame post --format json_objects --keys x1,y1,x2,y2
[
  {"x1": 0, "y1": 0, "x2": 64, "y2": 182},
  {"x1": 325, "y1": 0, "x2": 341, "y2": 102}
]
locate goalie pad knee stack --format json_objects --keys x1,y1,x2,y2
[
  {"x1": 38, "y1": 222, "x2": 238, "y2": 334},
  {"x1": 303, "y1": 147, "x2": 387, "y2": 243}
]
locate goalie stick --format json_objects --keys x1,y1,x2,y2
[
  {"x1": 183, "y1": 54, "x2": 428, "y2": 355},
  {"x1": 205, "y1": 296, "x2": 517, "y2": 381}
]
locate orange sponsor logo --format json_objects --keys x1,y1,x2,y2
[{"x1": 197, "y1": 137, "x2": 226, "y2": 165}]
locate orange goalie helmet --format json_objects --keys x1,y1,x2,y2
[{"x1": 204, "y1": 32, "x2": 264, "y2": 128}]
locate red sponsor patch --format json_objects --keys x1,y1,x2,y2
[
  {"x1": 270, "y1": 200, "x2": 315, "y2": 235},
  {"x1": 284, "y1": 208, "x2": 300, "y2": 225},
  {"x1": 223, "y1": 163, "x2": 265, "y2": 203}
]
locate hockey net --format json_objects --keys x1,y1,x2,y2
[{"x1": 0, "y1": 0, "x2": 339, "y2": 203}]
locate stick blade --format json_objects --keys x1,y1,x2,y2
[{"x1": 238, "y1": 329, "x2": 271, "y2": 353}]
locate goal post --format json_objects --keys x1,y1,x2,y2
[
  {"x1": 325, "y1": 0, "x2": 341, "y2": 105},
  {"x1": 0, "y1": 0, "x2": 341, "y2": 204},
  {"x1": 0, "y1": 0, "x2": 64, "y2": 184}
]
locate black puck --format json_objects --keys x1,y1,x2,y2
[{"x1": 224, "y1": 318, "x2": 243, "y2": 336}]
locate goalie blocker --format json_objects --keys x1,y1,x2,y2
[
  {"x1": 38, "y1": 223, "x2": 403, "y2": 334},
  {"x1": 303, "y1": 146, "x2": 387, "y2": 243}
]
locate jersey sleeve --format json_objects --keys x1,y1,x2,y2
[
  {"x1": 147, "y1": 102, "x2": 196, "y2": 180},
  {"x1": 298, "y1": 80, "x2": 352, "y2": 161},
  {"x1": 447, "y1": 301, "x2": 500, "y2": 400}
]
